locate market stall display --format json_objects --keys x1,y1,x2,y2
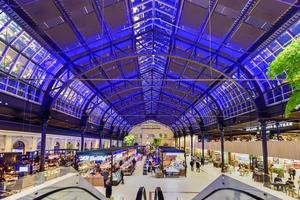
[
  {"x1": 76, "y1": 147, "x2": 140, "y2": 186},
  {"x1": 157, "y1": 147, "x2": 186, "y2": 178}
]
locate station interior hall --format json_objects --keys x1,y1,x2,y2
[{"x1": 0, "y1": 0, "x2": 299, "y2": 199}]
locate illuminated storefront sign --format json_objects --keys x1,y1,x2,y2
[{"x1": 246, "y1": 122, "x2": 293, "y2": 132}]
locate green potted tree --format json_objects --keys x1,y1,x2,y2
[
  {"x1": 152, "y1": 138, "x2": 162, "y2": 149},
  {"x1": 123, "y1": 135, "x2": 136, "y2": 146},
  {"x1": 268, "y1": 37, "x2": 300, "y2": 117}
]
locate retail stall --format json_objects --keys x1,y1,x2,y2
[
  {"x1": 157, "y1": 147, "x2": 186, "y2": 178},
  {"x1": 76, "y1": 147, "x2": 140, "y2": 186}
]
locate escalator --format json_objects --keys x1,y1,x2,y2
[
  {"x1": 154, "y1": 187, "x2": 164, "y2": 200},
  {"x1": 136, "y1": 187, "x2": 147, "y2": 200},
  {"x1": 135, "y1": 187, "x2": 164, "y2": 200}
]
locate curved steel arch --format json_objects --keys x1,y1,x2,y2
[
  {"x1": 121, "y1": 109, "x2": 185, "y2": 133},
  {"x1": 49, "y1": 53, "x2": 259, "y2": 115},
  {"x1": 70, "y1": 29, "x2": 266, "y2": 108},
  {"x1": 88, "y1": 85, "x2": 221, "y2": 132},
  {"x1": 111, "y1": 102, "x2": 190, "y2": 132},
  {"x1": 112, "y1": 100, "x2": 192, "y2": 127},
  {"x1": 124, "y1": 114, "x2": 180, "y2": 137},
  {"x1": 95, "y1": 83, "x2": 223, "y2": 123}
]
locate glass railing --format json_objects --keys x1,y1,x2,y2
[
  {"x1": 0, "y1": 167, "x2": 77, "y2": 198},
  {"x1": 5, "y1": 167, "x2": 107, "y2": 200},
  {"x1": 31, "y1": 186, "x2": 102, "y2": 200},
  {"x1": 199, "y1": 188, "x2": 263, "y2": 200},
  {"x1": 192, "y1": 175, "x2": 282, "y2": 200}
]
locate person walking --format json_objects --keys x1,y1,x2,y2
[
  {"x1": 105, "y1": 180, "x2": 112, "y2": 199},
  {"x1": 120, "y1": 170, "x2": 124, "y2": 184},
  {"x1": 196, "y1": 160, "x2": 201, "y2": 172},
  {"x1": 289, "y1": 168, "x2": 296, "y2": 180},
  {"x1": 102, "y1": 169, "x2": 109, "y2": 187},
  {"x1": 292, "y1": 168, "x2": 296, "y2": 180},
  {"x1": 190, "y1": 160, "x2": 194, "y2": 171}
]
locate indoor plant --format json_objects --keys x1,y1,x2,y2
[{"x1": 267, "y1": 37, "x2": 300, "y2": 117}]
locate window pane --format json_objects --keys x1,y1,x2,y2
[
  {"x1": 11, "y1": 55, "x2": 28, "y2": 77},
  {"x1": 0, "y1": 21, "x2": 22, "y2": 43},
  {"x1": 1, "y1": 47, "x2": 17, "y2": 71}
]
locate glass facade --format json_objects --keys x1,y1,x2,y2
[
  {"x1": 0, "y1": 9, "x2": 63, "y2": 103},
  {"x1": 0, "y1": 1, "x2": 298, "y2": 133}
]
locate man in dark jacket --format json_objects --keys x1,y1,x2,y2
[
  {"x1": 120, "y1": 170, "x2": 124, "y2": 184},
  {"x1": 196, "y1": 160, "x2": 201, "y2": 172},
  {"x1": 105, "y1": 180, "x2": 112, "y2": 198},
  {"x1": 190, "y1": 160, "x2": 194, "y2": 171}
]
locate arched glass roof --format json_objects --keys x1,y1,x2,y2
[{"x1": 0, "y1": 0, "x2": 299, "y2": 136}]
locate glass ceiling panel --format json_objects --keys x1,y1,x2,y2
[
  {"x1": 211, "y1": 81, "x2": 255, "y2": 119},
  {"x1": 52, "y1": 77, "x2": 93, "y2": 118},
  {"x1": 0, "y1": 9, "x2": 64, "y2": 103},
  {"x1": 87, "y1": 96, "x2": 109, "y2": 125},
  {"x1": 194, "y1": 96, "x2": 218, "y2": 126},
  {"x1": 131, "y1": 0, "x2": 179, "y2": 115}
]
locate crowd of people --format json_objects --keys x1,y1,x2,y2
[
  {"x1": 190, "y1": 156, "x2": 203, "y2": 173},
  {"x1": 272, "y1": 167, "x2": 300, "y2": 197}
]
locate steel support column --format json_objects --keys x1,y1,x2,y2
[
  {"x1": 80, "y1": 115, "x2": 88, "y2": 151},
  {"x1": 110, "y1": 135, "x2": 112, "y2": 148},
  {"x1": 220, "y1": 127, "x2": 225, "y2": 173},
  {"x1": 261, "y1": 121, "x2": 269, "y2": 180},
  {"x1": 98, "y1": 131, "x2": 103, "y2": 149},
  {"x1": 202, "y1": 133, "x2": 205, "y2": 161},
  {"x1": 40, "y1": 119, "x2": 48, "y2": 172},
  {"x1": 276, "y1": 122, "x2": 280, "y2": 141},
  {"x1": 190, "y1": 133, "x2": 194, "y2": 157},
  {"x1": 183, "y1": 134, "x2": 186, "y2": 153}
]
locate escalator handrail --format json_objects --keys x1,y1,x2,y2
[
  {"x1": 135, "y1": 186, "x2": 147, "y2": 200},
  {"x1": 200, "y1": 187, "x2": 265, "y2": 200},
  {"x1": 33, "y1": 186, "x2": 103, "y2": 200},
  {"x1": 154, "y1": 187, "x2": 164, "y2": 200}
]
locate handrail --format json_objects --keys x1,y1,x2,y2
[
  {"x1": 154, "y1": 187, "x2": 164, "y2": 200},
  {"x1": 33, "y1": 186, "x2": 103, "y2": 200},
  {"x1": 200, "y1": 187, "x2": 265, "y2": 200},
  {"x1": 136, "y1": 186, "x2": 147, "y2": 200}
]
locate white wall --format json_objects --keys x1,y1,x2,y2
[
  {"x1": 129, "y1": 121, "x2": 175, "y2": 146},
  {"x1": 0, "y1": 130, "x2": 99, "y2": 152},
  {"x1": 194, "y1": 140, "x2": 300, "y2": 160}
]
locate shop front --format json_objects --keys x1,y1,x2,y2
[
  {"x1": 76, "y1": 147, "x2": 141, "y2": 186},
  {"x1": 156, "y1": 147, "x2": 186, "y2": 178}
]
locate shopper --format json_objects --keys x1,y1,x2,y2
[
  {"x1": 102, "y1": 169, "x2": 109, "y2": 187},
  {"x1": 105, "y1": 180, "x2": 112, "y2": 198},
  {"x1": 190, "y1": 160, "x2": 194, "y2": 171},
  {"x1": 289, "y1": 168, "x2": 296, "y2": 180},
  {"x1": 292, "y1": 168, "x2": 296, "y2": 180},
  {"x1": 148, "y1": 161, "x2": 152, "y2": 173},
  {"x1": 132, "y1": 158, "x2": 136, "y2": 166},
  {"x1": 273, "y1": 174, "x2": 282, "y2": 191},
  {"x1": 200, "y1": 157, "x2": 204, "y2": 165},
  {"x1": 120, "y1": 170, "x2": 124, "y2": 184},
  {"x1": 196, "y1": 160, "x2": 201, "y2": 172},
  {"x1": 286, "y1": 178, "x2": 296, "y2": 197}
]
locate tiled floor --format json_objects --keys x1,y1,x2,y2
[{"x1": 96, "y1": 157, "x2": 297, "y2": 200}]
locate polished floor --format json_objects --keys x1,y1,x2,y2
[{"x1": 96, "y1": 157, "x2": 296, "y2": 200}]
